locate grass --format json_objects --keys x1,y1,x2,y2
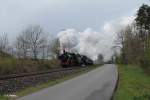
[
  {"x1": 0, "y1": 64, "x2": 101, "y2": 100},
  {"x1": 0, "y1": 58, "x2": 60, "y2": 75},
  {"x1": 114, "y1": 65, "x2": 150, "y2": 100},
  {"x1": 0, "y1": 57, "x2": 17, "y2": 75},
  {"x1": 0, "y1": 96, "x2": 8, "y2": 100}
]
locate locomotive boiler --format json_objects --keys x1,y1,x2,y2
[{"x1": 58, "y1": 51, "x2": 93, "y2": 68}]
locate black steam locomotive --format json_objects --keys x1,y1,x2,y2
[{"x1": 58, "y1": 51, "x2": 93, "y2": 68}]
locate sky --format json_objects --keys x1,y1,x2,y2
[{"x1": 0, "y1": 0, "x2": 149, "y2": 60}]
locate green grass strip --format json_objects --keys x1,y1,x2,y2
[{"x1": 114, "y1": 65, "x2": 150, "y2": 100}]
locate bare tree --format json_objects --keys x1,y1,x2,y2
[
  {"x1": 0, "y1": 33, "x2": 9, "y2": 56},
  {"x1": 50, "y1": 38, "x2": 60, "y2": 58},
  {"x1": 15, "y1": 33, "x2": 30, "y2": 59},
  {"x1": 117, "y1": 24, "x2": 144, "y2": 64},
  {"x1": 16, "y1": 25, "x2": 48, "y2": 60},
  {"x1": 40, "y1": 40, "x2": 49, "y2": 59}
]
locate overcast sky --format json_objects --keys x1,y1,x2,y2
[
  {"x1": 0, "y1": 0, "x2": 149, "y2": 40},
  {"x1": 0, "y1": 0, "x2": 149, "y2": 60}
]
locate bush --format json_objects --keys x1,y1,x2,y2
[
  {"x1": 0, "y1": 57, "x2": 60, "y2": 75},
  {"x1": 37, "y1": 59, "x2": 60, "y2": 70},
  {"x1": 140, "y1": 58, "x2": 150, "y2": 74},
  {"x1": 140, "y1": 49, "x2": 150, "y2": 74},
  {"x1": 0, "y1": 57, "x2": 17, "y2": 75},
  {"x1": 15, "y1": 59, "x2": 39, "y2": 73}
]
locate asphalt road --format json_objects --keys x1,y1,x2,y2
[{"x1": 17, "y1": 64, "x2": 118, "y2": 100}]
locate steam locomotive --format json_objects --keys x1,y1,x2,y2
[{"x1": 58, "y1": 51, "x2": 93, "y2": 68}]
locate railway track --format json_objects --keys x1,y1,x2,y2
[
  {"x1": 0, "y1": 68, "x2": 73, "y2": 80},
  {"x1": 0, "y1": 67, "x2": 88, "y2": 95}
]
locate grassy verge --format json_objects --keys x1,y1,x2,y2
[
  {"x1": 0, "y1": 57, "x2": 60, "y2": 76},
  {"x1": 114, "y1": 65, "x2": 150, "y2": 100},
  {"x1": 0, "y1": 96, "x2": 8, "y2": 100},
  {"x1": 1, "y1": 65, "x2": 101, "y2": 100}
]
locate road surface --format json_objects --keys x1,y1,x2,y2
[{"x1": 17, "y1": 64, "x2": 118, "y2": 100}]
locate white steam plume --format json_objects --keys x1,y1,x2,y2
[{"x1": 57, "y1": 15, "x2": 135, "y2": 61}]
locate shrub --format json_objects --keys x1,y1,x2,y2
[
  {"x1": 0, "y1": 57, "x2": 17, "y2": 75},
  {"x1": 140, "y1": 50, "x2": 150, "y2": 74},
  {"x1": 37, "y1": 59, "x2": 60, "y2": 70},
  {"x1": 0, "y1": 57, "x2": 60, "y2": 75}
]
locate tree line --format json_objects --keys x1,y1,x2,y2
[
  {"x1": 0, "y1": 25, "x2": 60, "y2": 60},
  {"x1": 116, "y1": 4, "x2": 150, "y2": 72}
]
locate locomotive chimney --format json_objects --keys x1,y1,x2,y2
[{"x1": 63, "y1": 50, "x2": 66, "y2": 54}]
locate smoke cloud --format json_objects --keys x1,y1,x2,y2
[{"x1": 57, "y1": 15, "x2": 135, "y2": 61}]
